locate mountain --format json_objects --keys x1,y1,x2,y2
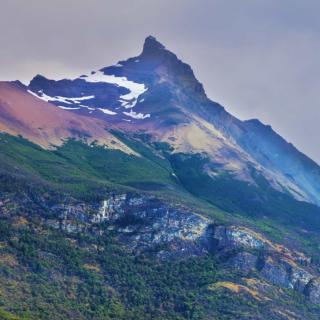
[
  {"x1": 0, "y1": 36, "x2": 319, "y2": 319},
  {"x1": 27, "y1": 36, "x2": 320, "y2": 206},
  {"x1": 0, "y1": 81, "x2": 135, "y2": 153}
]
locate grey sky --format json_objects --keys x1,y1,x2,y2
[{"x1": 1, "y1": 0, "x2": 319, "y2": 163}]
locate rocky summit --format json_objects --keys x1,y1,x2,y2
[{"x1": 0, "y1": 37, "x2": 320, "y2": 319}]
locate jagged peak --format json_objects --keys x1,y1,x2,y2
[
  {"x1": 142, "y1": 35, "x2": 166, "y2": 55},
  {"x1": 29, "y1": 74, "x2": 49, "y2": 86},
  {"x1": 136, "y1": 36, "x2": 207, "y2": 99},
  {"x1": 32, "y1": 74, "x2": 48, "y2": 81}
]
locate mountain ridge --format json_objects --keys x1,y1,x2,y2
[
  {"x1": 23, "y1": 36, "x2": 320, "y2": 207},
  {"x1": 0, "y1": 36, "x2": 320, "y2": 320}
]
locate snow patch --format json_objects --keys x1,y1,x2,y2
[
  {"x1": 67, "y1": 95, "x2": 95, "y2": 101},
  {"x1": 28, "y1": 71, "x2": 150, "y2": 120},
  {"x1": 57, "y1": 106, "x2": 80, "y2": 110},
  {"x1": 123, "y1": 110, "x2": 150, "y2": 120},
  {"x1": 79, "y1": 105, "x2": 95, "y2": 111},
  {"x1": 28, "y1": 90, "x2": 95, "y2": 105},
  {"x1": 98, "y1": 108, "x2": 117, "y2": 115},
  {"x1": 82, "y1": 71, "x2": 147, "y2": 109}
]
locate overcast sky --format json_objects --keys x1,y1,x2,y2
[{"x1": 1, "y1": 0, "x2": 319, "y2": 163}]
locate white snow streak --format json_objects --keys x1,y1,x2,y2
[
  {"x1": 98, "y1": 108, "x2": 117, "y2": 115},
  {"x1": 123, "y1": 110, "x2": 150, "y2": 119},
  {"x1": 27, "y1": 90, "x2": 94, "y2": 105},
  {"x1": 57, "y1": 106, "x2": 80, "y2": 110},
  {"x1": 82, "y1": 71, "x2": 147, "y2": 109},
  {"x1": 28, "y1": 70, "x2": 150, "y2": 120}
]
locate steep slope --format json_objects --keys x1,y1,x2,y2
[
  {"x1": 0, "y1": 81, "x2": 134, "y2": 153},
  {"x1": 0, "y1": 134, "x2": 320, "y2": 319},
  {"x1": 0, "y1": 36, "x2": 320, "y2": 319},
  {"x1": 235, "y1": 119, "x2": 320, "y2": 206},
  {"x1": 27, "y1": 36, "x2": 320, "y2": 206}
]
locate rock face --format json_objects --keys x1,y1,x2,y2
[
  {"x1": 290, "y1": 267, "x2": 313, "y2": 292},
  {"x1": 210, "y1": 225, "x2": 266, "y2": 250},
  {"x1": 25, "y1": 36, "x2": 320, "y2": 207},
  {"x1": 99, "y1": 194, "x2": 210, "y2": 256},
  {"x1": 45, "y1": 193, "x2": 210, "y2": 257},
  {"x1": 14, "y1": 191, "x2": 318, "y2": 304},
  {"x1": 230, "y1": 252, "x2": 258, "y2": 272},
  {"x1": 305, "y1": 279, "x2": 320, "y2": 303},
  {"x1": 204, "y1": 223, "x2": 319, "y2": 302},
  {"x1": 260, "y1": 257, "x2": 290, "y2": 288}
]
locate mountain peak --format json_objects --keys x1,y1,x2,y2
[{"x1": 142, "y1": 36, "x2": 166, "y2": 56}]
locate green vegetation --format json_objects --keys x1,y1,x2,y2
[
  {"x1": 1, "y1": 133, "x2": 320, "y2": 251},
  {"x1": 0, "y1": 133, "x2": 224, "y2": 219},
  {"x1": 0, "y1": 134, "x2": 177, "y2": 201},
  {"x1": 0, "y1": 218, "x2": 319, "y2": 319},
  {"x1": 169, "y1": 152, "x2": 320, "y2": 245},
  {"x1": 0, "y1": 215, "x2": 220, "y2": 319},
  {"x1": 0, "y1": 308, "x2": 27, "y2": 320},
  {"x1": 1, "y1": 133, "x2": 320, "y2": 319}
]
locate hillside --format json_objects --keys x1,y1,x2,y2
[{"x1": 0, "y1": 37, "x2": 319, "y2": 319}]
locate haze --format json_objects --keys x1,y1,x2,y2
[{"x1": 1, "y1": 0, "x2": 319, "y2": 163}]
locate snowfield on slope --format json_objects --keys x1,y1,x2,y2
[
  {"x1": 123, "y1": 109, "x2": 150, "y2": 119},
  {"x1": 80, "y1": 71, "x2": 147, "y2": 109},
  {"x1": 27, "y1": 70, "x2": 150, "y2": 120},
  {"x1": 27, "y1": 90, "x2": 95, "y2": 106}
]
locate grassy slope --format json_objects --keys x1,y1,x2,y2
[
  {"x1": 0, "y1": 133, "x2": 226, "y2": 219},
  {"x1": 1, "y1": 133, "x2": 319, "y2": 256},
  {"x1": 111, "y1": 132, "x2": 320, "y2": 259},
  {"x1": 1, "y1": 132, "x2": 320, "y2": 318},
  {"x1": 0, "y1": 134, "x2": 173, "y2": 198}
]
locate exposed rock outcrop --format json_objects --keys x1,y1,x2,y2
[
  {"x1": 210, "y1": 225, "x2": 267, "y2": 250},
  {"x1": 230, "y1": 252, "x2": 258, "y2": 272},
  {"x1": 199, "y1": 223, "x2": 320, "y2": 303},
  {"x1": 5, "y1": 191, "x2": 319, "y2": 304},
  {"x1": 260, "y1": 257, "x2": 290, "y2": 288},
  {"x1": 305, "y1": 278, "x2": 320, "y2": 303},
  {"x1": 45, "y1": 193, "x2": 210, "y2": 257}
]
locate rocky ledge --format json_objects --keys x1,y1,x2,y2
[{"x1": 2, "y1": 192, "x2": 320, "y2": 303}]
